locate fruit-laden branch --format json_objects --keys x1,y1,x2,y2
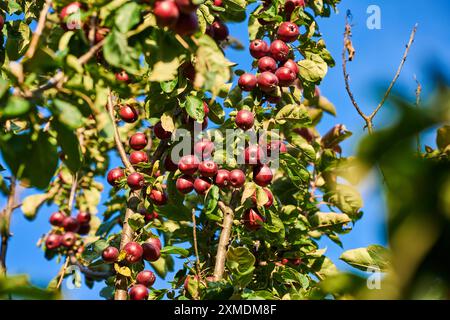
[
  {"x1": 25, "y1": 0, "x2": 52, "y2": 59},
  {"x1": 106, "y1": 92, "x2": 138, "y2": 300},
  {"x1": 342, "y1": 12, "x2": 418, "y2": 134},
  {"x1": 213, "y1": 190, "x2": 240, "y2": 280},
  {"x1": 0, "y1": 177, "x2": 17, "y2": 276}
]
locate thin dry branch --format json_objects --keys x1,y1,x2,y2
[
  {"x1": 192, "y1": 208, "x2": 201, "y2": 276},
  {"x1": 0, "y1": 177, "x2": 17, "y2": 276},
  {"x1": 25, "y1": 0, "x2": 52, "y2": 59}
]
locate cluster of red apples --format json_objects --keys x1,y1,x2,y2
[
  {"x1": 45, "y1": 211, "x2": 91, "y2": 253},
  {"x1": 238, "y1": 0, "x2": 307, "y2": 102}
]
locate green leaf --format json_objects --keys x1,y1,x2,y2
[
  {"x1": 309, "y1": 212, "x2": 351, "y2": 229},
  {"x1": 0, "y1": 274, "x2": 58, "y2": 300},
  {"x1": 21, "y1": 193, "x2": 49, "y2": 221},
  {"x1": 0, "y1": 96, "x2": 30, "y2": 119},
  {"x1": 275, "y1": 104, "x2": 311, "y2": 125},
  {"x1": 103, "y1": 29, "x2": 140, "y2": 74},
  {"x1": 298, "y1": 53, "x2": 328, "y2": 83},
  {"x1": 205, "y1": 185, "x2": 221, "y2": 221},
  {"x1": 82, "y1": 239, "x2": 109, "y2": 263},
  {"x1": 340, "y1": 245, "x2": 391, "y2": 272},
  {"x1": 279, "y1": 153, "x2": 310, "y2": 188},
  {"x1": 326, "y1": 184, "x2": 363, "y2": 217},
  {"x1": 128, "y1": 213, "x2": 145, "y2": 231},
  {"x1": 226, "y1": 247, "x2": 256, "y2": 287},
  {"x1": 184, "y1": 95, "x2": 205, "y2": 122},
  {"x1": 52, "y1": 121, "x2": 83, "y2": 172},
  {"x1": 53, "y1": 99, "x2": 84, "y2": 129},
  {"x1": 114, "y1": 2, "x2": 141, "y2": 33},
  {"x1": 437, "y1": 125, "x2": 450, "y2": 150},
  {"x1": 160, "y1": 246, "x2": 189, "y2": 257},
  {"x1": 114, "y1": 264, "x2": 131, "y2": 277}
]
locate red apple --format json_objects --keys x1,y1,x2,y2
[
  {"x1": 215, "y1": 169, "x2": 230, "y2": 188},
  {"x1": 244, "y1": 145, "x2": 265, "y2": 165},
  {"x1": 211, "y1": 20, "x2": 229, "y2": 41},
  {"x1": 257, "y1": 56, "x2": 278, "y2": 73},
  {"x1": 149, "y1": 189, "x2": 167, "y2": 206},
  {"x1": 275, "y1": 66, "x2": 297, "y2": 86},
  {"x1": 129, "y1": 133, "x2": 148, "y2": 150},
  {"x1": 136, "y1": 270, "x2": 156, "y2": 288},
  {"x1": 115, "y1": 70, "x2": 131, "y2": 83},
  {"x1": 154, "y1": 121, "x2": 172, "y2": 140},
  {"x1": 107, "y1": 168, "x2": 125, "y2": 186},
  {"x1": 178, "y1": 155, "x2": 199, "y2": 175},
  {"x1": 129, "y1": 284, "x2": 148, "y2": 300},
  {"x1": 277, "y1": 21, "x2": 299, "y2": 42},
  {"x1": 123, "y1": 242, "x2": 143, "y2": 263},
  {"x1": 249, "y1": 39, "x2": 270, "y2": 59},
  {"x1": 253, "y1": 164, "x2": 273, "y2": 187},
  {"x1": 45, "y1": 234, "x2": 62, "y2": 250},
  {"x1": 63, "y1": 216, "x2": 80, "y2": 233},
  {"x1": 129, "y1": 151, "x2": 149, "y2": 165},
  {"x1": 76, "y1": 211, "x2": 91, "y2": 224},
  {"x1": 61, "y1": 232, "x2": 77, "y2": 248},
  {"x1": 118, "y1": 104, "x2": 138, "y2": 123},
  {"x1": 229, "y1": 169, "x2": 245, "y2": 188},
  {"x1": 251, "y1": 188, "x2": 274, "y2": 208},
  {"x1": 270, "y1": 40, "x2": 290, "y2": 62},
  {"x1": 283, "y1": 59, "x2": 299, "y2": 75},
  {"x1": 242, "y1": 208, "x2": 264, "y2": 231},
  {"x1": 194, "y1": 177, "x2": 212, "y2": 195},
  {"x1": 176, "y1": 175, "x2": 195, "y2": 194},
  {"x1": 127, "y1": 172, "x2": 145, "y2": 190},
  {"x1": 142, "y1": 242, "x2": 161, "y2": 262},
  {"x1": 102, "y1": 246, "x2": 119, "y2": 263},
  {"x1": 50, "y1": 211, "x2": 66, "y2": 226},
  {"x1": 238, "y1": 73, "x2": 257, "y2": 91},
  {"x1": 154, "y1": 1, "x2": 180, "y2": 27},
  {"x1": 194, "y1": 139, "x2": 214, "y2": 159},
  {"x1": 174, "y1": 12, "x2": 198, "y2": 36},
  {"x1": 198, "y1": 160, "x2": 218, "y2": 177},
  {"x1": 257, "y1": 71, "x2": 279, "y2": 92},
  {"x1": 235, "y1": 110, "x2": 255, "y2": 131}
]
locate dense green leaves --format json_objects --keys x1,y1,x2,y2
[{"x1": 340, "y1": 245, "x2": 391, "y2": 272}]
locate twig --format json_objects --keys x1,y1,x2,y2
[
  {"x1": 369, "y1": 24, "x2": 418, "y2": 120},
  {"x1": 342, "y1": 12, "x2": 418, "y2": 134},
  {"x1": 56, "y1": 256, "x2": 70, "y2": 289},
  {"x1": 67, "y1": 172, "x2": 78, "y2": 214},
  {"x1": 0, "y1": 177, "x2": 17, "y2": 276},
  {"x1": 414, "y1": 75, "x2": 422, "y2": 153},
  {"x1": 213, "y1": 190, "x2": 240, "y2": 280},
  {"x1": 25, "y1": 0, "x2": 52, "y2": 59},
  {"x1": 192, "y1": 208, "x2": 201, "y2": 276},
  {"x1": 107, "y1": 91, "x2": 138, "y2": 300},
  {"x1": 107, "y1": 91, "x2": 135, "y2": 173}
]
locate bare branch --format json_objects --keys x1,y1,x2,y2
[
  {"x1": 56, "y1": 256, "x2": 70, "y2": 289},
  {"x1": 369, "y1": 24, "x2": 418, "y2": 120},
  {"x1": 213, "y1": 190, "x2": 240, "y2": 281},
  {"x1": 67, "y1": 172, "x2": 79, "y2": 214},
  {"x1": 192, "y1": 208, "x2": 201, "y2": 276},
  {"x1": 0, "y1": 177, "x2": 17, "y2": 275},
  {"x1": 25, "y1": 0, "x2": 52, "y2": 59}
]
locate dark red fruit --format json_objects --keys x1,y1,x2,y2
[
  {"x1": 266, "y1": 140, "x2": 287, "y2": 156},
  {"x1": 194, "y1": 177, "x2": 212, "y2": 195},
  {"x1": 78, "y1": 223, "x2": 90, "y2": 235},
  {"x1": 275, "y1": 66, "x2": 296, "y2": 86},
  {"x1": 277, "y1": 22, "x2": 299, "y2": 43},
  {"x1": 213, "y1": 0, "x2": 223, "y2": 6},
  {"x1": 235, "y1": 110, "x2": 255, "y2": 131},
  {"x1": 266, "y1": 94, "x2": 281, "y2": 104},
  {"x1": 76, "y1": 211, "x2": 91, "y2": 224},
  {"x1": 142, "y1": 242, "x2": 161, "y2": 262},
  {"x1": 249, "y1": 39, "x2": 270, "y2": 59},
  {"x1": 229, "y1": 169, "x2": 245, "y2": 188},
  {"x1": 154, "y1": 1, "x2": 180, "y2": 27},
  {"x1": 215, "y1": 169, "x2": 230, "y2": 188},
  {"x1": 129, "y1": 151, "x2": 149, "y2": 165},
  {"x1": 61, "y1": 232, "x2": 77, "y2": 248},
  {"x1": 45, "y1": 234, "x2": 62, "y2": 250},
  {"x1": 148, "y1": 237, "x2": 162, "y2": 250},
  {"x1": 175, "y1": 0, "x2": 198, "y2": 13},
  {"x1": 129, "y1": 133, "x2": 148, "y2": 150},
  {"x1": 194, "y1": 139, "x2": 214, "y2": 159},
  {"x1": 198, "y1": 160, "x2": 218, "y2": 177},
  {"x1": 178, "y1": 155, "x2": 199, "y2": 175},
  {"x1": 164, "y1": 154, "x2": 179, "y2": 171},
  {"x1": 176, "y1": 175, "x2": 195, "y2": 194},
  {"x1": 50, "y1": 212, "x2": 66, "y2": 226},
  {"x1": 129, "y1": 284, "x2": 148, "y2": 300},
  {"x1": 118, "y1": 104, "x2": 138, "y2": 123},
  {"x1": 0, "y1": 16, "x2": 4, "y2": 31},
  {"x1": 115, "y1": 70, "x2": 131, "y2": 83},
  {"x1": 149, "y1": 189, "x2": 167, "y2": 206},
  {"x1": 294, "y1": 127, "x2": 315, "y2": 142},
  {"x1": 245, "y1": 145, "x2": 265, "y2": 165},
  {"x1": 203, "y1": 101, "x2": 210, "y2": 115},
  {"x1": 251, "y1": 188, "x2": 274, "y2": 208},
  {"x1": 143, "y1": 211, "x2": 159, "y2": 222},
  {"x1": 243, "y1": 208, "x2": 264, "y2": 231},
  {"x1": 211, "y1": 20, "x2": 229, "y2": 41},
  {"x1": 258, "y1": 56, "x2": 278, "y2": 73},
  {"x1": 285, "y1": 0, "x2": 306, "y2": 19},
  {"x1": 153, "y1": 121, "x2": 172, "y2": 140},
  {"x1": 124, "y1": 242, "x2": 143, "y2": 263},
  {"x1": 136, "y1": 270, "x2": 156, "y2": 288},
  {"x1": 174, "y1": 12, "x2": 198, "y2": 36},
  {"x1": 127, "y1": 172, "x2": 145, "y2": 190},
  {"x1": 107, "y1": 168, "x2": 125, "y2": 186},
  {"x1": 102, "y1": 246, "x2": 119, "y2": 263},
  {"x1": 238, "y1": 73, "x2": 257, "y2": 91},
  {"x1": 283, "y1": 59, "x2": 299, "y2": 75},
  {"x1": 257, "y1": 72, "x2": 279, "y2": 92},
  {"x1": 63, "y1": 216, "x2": 80, "y2": 233},
  {"x1": 253, "y1": 164, "x2": 273, "y2": 187},
  {"x1": 270, "y1": 40, "x2": 290, "y2": 62}
]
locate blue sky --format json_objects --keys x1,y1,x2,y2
[{"x1": 1, "y1": 0, "x2": 449, "y2": 299}]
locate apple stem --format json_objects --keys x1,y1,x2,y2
[{"x1": 213, "y1": 190, "x2": 240, "y2": 281}]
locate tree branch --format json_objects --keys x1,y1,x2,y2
[
  {"x1": 106, "y1": 91, "x2": 138, "y2": 300},
  {"x1": 25, "y1": 0, "x2": 52, "y2": 59},
  {"x1": 0, "y1": 177, "x2": 17, "y2": 276},
  {"x1": 67, "y1": 172, "x2": 78, "y2": 214},
  {"x1": 213, "y1": 190, "x2": 240, "y2": 281},
  {"x1": 192, "y1": 208, "x2": 201, "y2": 276},
  {"x1": 369, "y1": 24, "x2": 418, "y2": 120}
]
